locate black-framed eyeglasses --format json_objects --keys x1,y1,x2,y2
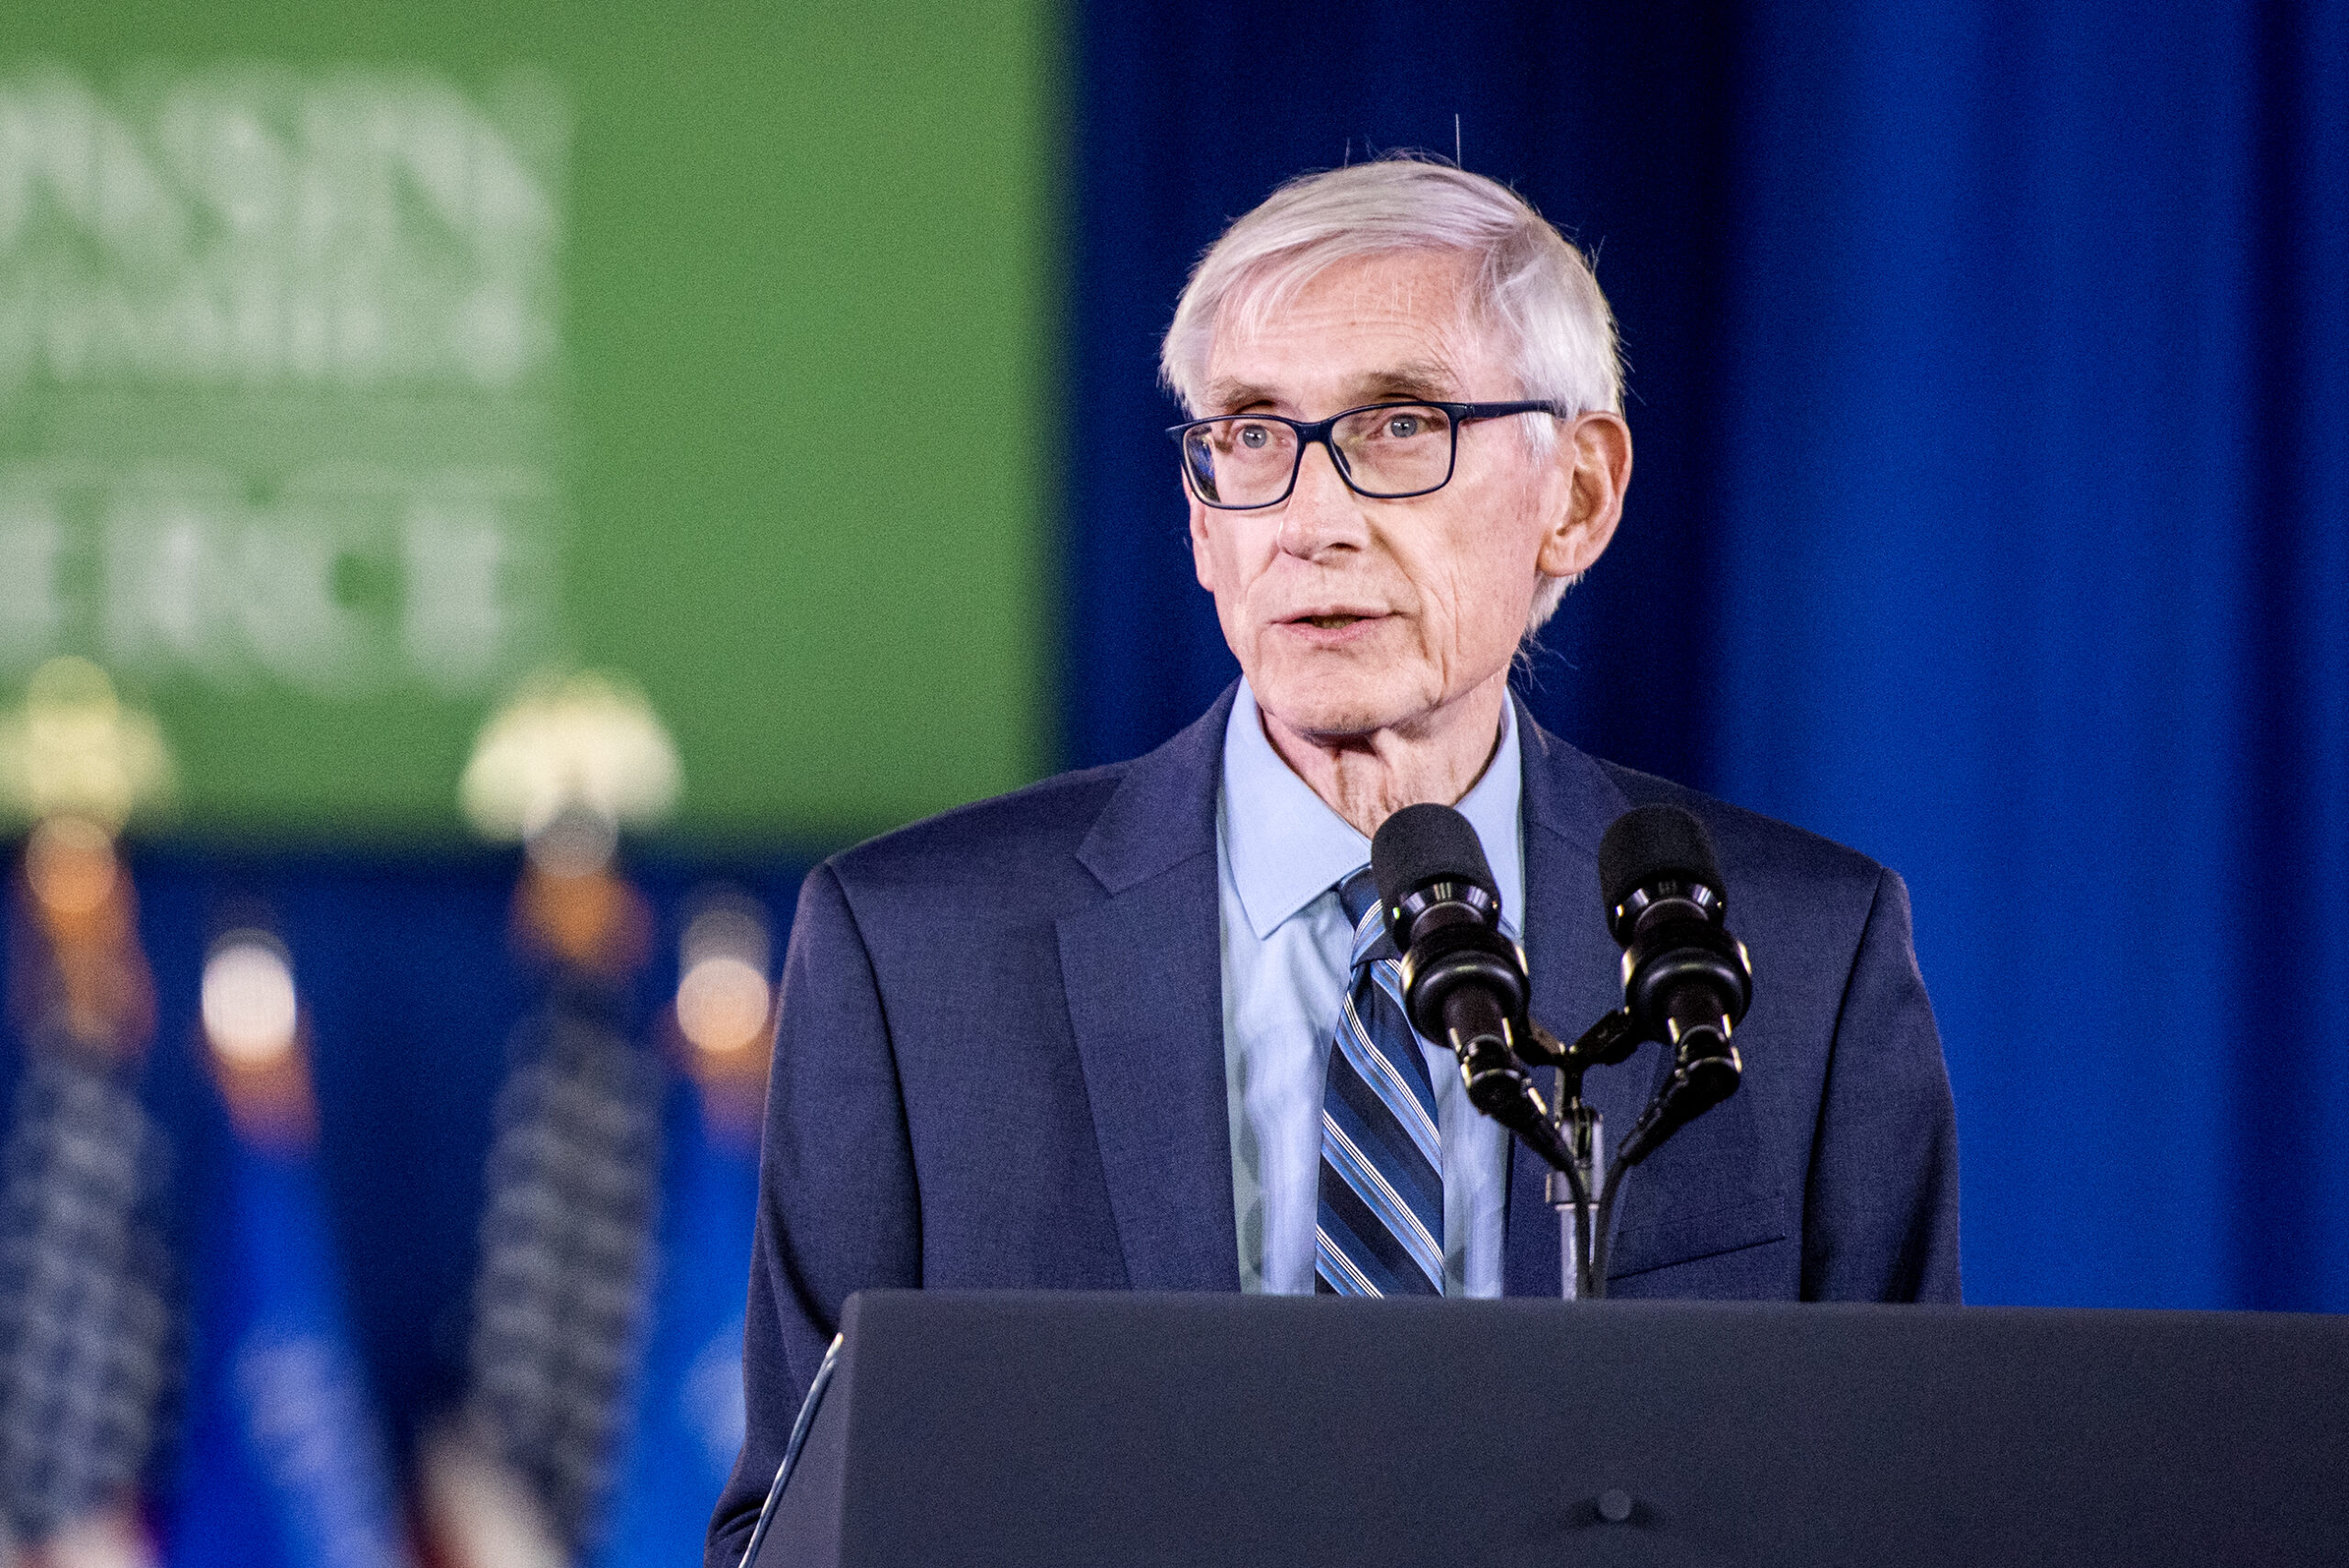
[{"x1": 1167, "y1": 399, "x2": 1568, "y2": 510}]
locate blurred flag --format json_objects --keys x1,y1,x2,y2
[
  {"x1": 592, "y1": 894, "x2": 772, "y2": 1568},
  {"x1": 0, "y1": 661, "x2": 175, "y2": 1567},
  {"x1": 164, "y1": 932, "x2": 412, "y2": 1568},
  {"x1": 425, "y1": 673, "x2": 675, "y2": 1568}
]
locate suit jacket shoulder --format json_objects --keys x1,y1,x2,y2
[
  {"x1": 827, "y1": 760, "x2": 1123, "y2": 903},
  {"x1": 1597, "y1": 756, "x2": 1958, "y2": 1303},
  {"x1": 825, "y1": 681, "x2": 1233, "y2": 910},
  {"x1": 1596, "y1": 757, "x2": 1886, "y2": 914}
]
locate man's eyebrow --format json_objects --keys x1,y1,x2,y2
[
  {"x1": 1351, "y1": 361, "x2": 1460, "y2": 401},
  {"x1": 1200, "y1": 378, "x2": 1275, "y2": 413},
  {"x1": 1198, "y1": 361, "x2": 1464, "y2": 416}
]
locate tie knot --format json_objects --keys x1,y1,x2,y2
[{"x1": 1336, "y1": 866, "x2": 1394, "y2": 963}]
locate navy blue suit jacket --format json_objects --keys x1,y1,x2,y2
[{"x1": 708, "y1": 688, "x2": 1961, "y2": 1562}]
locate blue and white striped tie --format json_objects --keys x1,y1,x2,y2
[{"x1": 1316, "y1": 866, "x2": 1444, "y2": 1296}]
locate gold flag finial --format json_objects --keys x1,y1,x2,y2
[
  {"x1": 462, "y1": 668, "x2": 677, "y2": 974},
  {"x1": 460, "y1": 668, "x2": 682, "y2": 851},
  {"x1": 0, "y1": 657, "x2": 175, "y2": 832}
]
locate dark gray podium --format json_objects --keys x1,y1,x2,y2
[{"x1": 751, "y1": 1290, "x2": 2348, "y2": 1567}]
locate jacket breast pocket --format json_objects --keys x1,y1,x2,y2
[{"x1": 1605, "y1": 1190, "x2": 1796, "y2": 1296}]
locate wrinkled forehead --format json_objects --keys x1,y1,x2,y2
[{"x1": 1201, "y1": 247, "x2": 1509, "y2": 407}]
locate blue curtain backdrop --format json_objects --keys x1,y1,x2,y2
[{"x1": 1067, "y1": 0, "x2": 2349, "y2": 1308}]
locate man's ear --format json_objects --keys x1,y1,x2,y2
[{"x1": 1536, "y1": 411, "x2": 1632, "y2": 580}]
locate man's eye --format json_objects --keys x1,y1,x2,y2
[
  {"x1": 1385, "y1": 414, "x2": 1422, "y2": 439},
  {"x1": 1238, "y1": 424, "x2": 1272, "y2": 449}
]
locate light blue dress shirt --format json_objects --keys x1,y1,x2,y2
[{"x1": 1216, "y1": 679, "x2": 1525, "y2": 1296}]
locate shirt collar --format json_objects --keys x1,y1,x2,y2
[{"x1": 1220, "y1": 679, "x2": 1525, "y2": 940}]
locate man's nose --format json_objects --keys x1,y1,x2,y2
[{"x1": 1276, "y1": 439, "x2": 1366, "y2": 558}]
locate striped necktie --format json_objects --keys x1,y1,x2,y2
[{"x1": 1316, "y1": 866, "x2": 1445, "y2": 1296}]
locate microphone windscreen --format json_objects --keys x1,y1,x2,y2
[
  {"x1": 1373, "y1": 803, "x2": 1498, "y2": 916},
  {"x1": 1598, "y1": 805, "x2": 1724, "y2": 912}
]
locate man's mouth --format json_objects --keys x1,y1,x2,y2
[{"x1": 1287, "y1": 608, "x2": 1384, "y2": 631}]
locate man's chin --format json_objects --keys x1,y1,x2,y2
[{"x1": 1248, "y1": 672, "x2": 1429, "y2": 745}]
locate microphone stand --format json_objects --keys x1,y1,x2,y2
[
  {"x1": 1517, "y1": 1012, "x2": 1640, "y2": 1299},
  {"x1": 1442, "y1": 1007, "x2": 1644, "y2": 1300},
  {"x1": 1492, "y1": 1007, "x2": 1744, "y2": 1300}
]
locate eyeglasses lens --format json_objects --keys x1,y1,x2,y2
[
  {"x1": 1333, "y1": 404, "x2": 1453, "y2": 495},
  {"x1": 1183, "y1": 405, "x2": 1454, "y2": 506},
  {"x1": 1184, "y1": 417, "x2": 1295, "y2": 506}
]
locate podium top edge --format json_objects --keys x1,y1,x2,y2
[{"x1": 839, "y1": 1289, "x2": 2345, "y2": 1329}]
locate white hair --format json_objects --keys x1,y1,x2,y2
[{"x1": 1161, "y1": 157, "x2": 1623, "y2": 631}]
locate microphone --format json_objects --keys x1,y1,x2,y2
[
  {"x1": 1370, "y1": 804, "x2": 1535, "y2": 1122},
  {"x1": 1598, "y1": 805, "x2": 1753, "y2": 1157}
]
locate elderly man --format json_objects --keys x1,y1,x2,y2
[{"x1": 708, "y1": 159, "x2": 1959, "y2": 1562}]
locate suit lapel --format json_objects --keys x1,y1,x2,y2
[
  {"x1": 1502, "y1": 705, "x2": 1669, "y2": 1296},
  {"x1": 1503, "y1": 709, "x2": 1779, "y2": 1293},
  {"x1": 1059, "y1": 689, "x2": 1241, "y2": 1293}
]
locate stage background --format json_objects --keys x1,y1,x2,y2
[{"x1": 0, "y1": 0, "x2": 2343, "y2": 1562}]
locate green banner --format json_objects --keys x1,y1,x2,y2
[{"x1": 2, "y1": 2, "x2": 1055, "y2": 844}]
